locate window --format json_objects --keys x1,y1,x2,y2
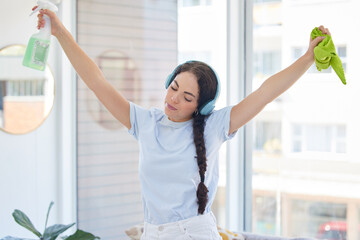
[
  {"x1": 5, "y1": 79, "x2": 45, "y2": 96},
  {"x1": 252, "y1": 1, "x2": 359, "y2": 239},
  {"x1": 254, "y1": 121, "x2": 282, "y2": 153},
  {"x1": 253, "y1": 195, "x2": 276, "y2": 235},
  {"x1": 291, "y1": 200, "x2": 347, "y2": 238},
  {"x1": 291, "y1": 124, "x2": 346, "y2": 154},
  {"x1": 254, "y1": 51, "x2": 282, "y2": 76},
  {"x1": 338, "y1": 46, "x2": 347, "y2": 73}
]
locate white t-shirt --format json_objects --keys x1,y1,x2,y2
[{"x1": 128, "y1": 102, "x2": 236, "y2": 225}]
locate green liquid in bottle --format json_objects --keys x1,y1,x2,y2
[{"x1": 22, "y1": 37, "x2": 50, "y2": 71}]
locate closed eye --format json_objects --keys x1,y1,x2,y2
[{"x1": 170, "y1": 83, "x2": 194, "y2": 102}]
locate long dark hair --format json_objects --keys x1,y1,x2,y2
[{"x1": 171, "y1": 61, "x2": 218, "y2": 214}]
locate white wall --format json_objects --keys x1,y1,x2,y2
[{"x1": 0, "y1": 0, "x2": 76, "y2": 238}]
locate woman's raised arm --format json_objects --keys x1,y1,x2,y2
[
  {"x1": 38, "y1": 8, "x2": 131, "y2": 129},
  {"x1": 228, "y1": 25, "x2": 330, "y2": 135}
]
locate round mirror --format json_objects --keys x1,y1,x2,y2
[{"x1": 0, "y1": 45, "x2": 55, "y2": 134}]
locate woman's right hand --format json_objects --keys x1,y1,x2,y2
[{"x1": 33, "y1": 6, "x2": 64, "y2": 37}]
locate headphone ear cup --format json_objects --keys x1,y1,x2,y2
[
  {"x1": 165, "y1": 73, "x2": 173, "y2": 89},
  {"x1": 199, "y1": 99, "x2": 216, "y2": 115}
]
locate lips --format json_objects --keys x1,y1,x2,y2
[{"x1": 166, "y1": 102, "x2": 177, "y2": 111}]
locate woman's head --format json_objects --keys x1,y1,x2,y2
[{"x1": 164, "y1": 61, "x2": 218, "y2": 122}]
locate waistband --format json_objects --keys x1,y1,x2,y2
[{"x1": 143, "y1": 211, "x2": 216, "y2": 232}]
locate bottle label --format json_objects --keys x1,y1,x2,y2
[{"x1": 31, "y1": 40, "x2": 49, "y2": 66}]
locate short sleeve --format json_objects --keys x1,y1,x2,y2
[
  {"x1": 128, "y1": 102, "x2": 151, "y2": 140},
  {"x1": 205, "y1": 106, "x2": 237, "y2": 142}
]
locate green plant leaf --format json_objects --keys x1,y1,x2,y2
[
  {"x1": 65, "y1": 229, "x2": 100, "y2": 240},
  {"x1": 44, "y1": 201, "x2": 54, "y2": 231},
  {"x1": 12, "y1": 209, "x2": 42, "y2": 238},
  {"x1": 43, "y1": 223, "x2": 75, "y2": 240}
]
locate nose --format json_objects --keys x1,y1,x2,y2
[{"x1": 171, "y1": 93, "x2": 179, "y2": 103}]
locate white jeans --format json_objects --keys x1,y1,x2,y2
[{"x1": 141, "y1": 212, "x2": 222, "y2": 240}]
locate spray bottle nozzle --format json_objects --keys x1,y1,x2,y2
[{"x1": 29, "y1": 0, "x2": 58, "y2": 16}]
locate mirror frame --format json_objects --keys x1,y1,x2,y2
[{"x1": 0, "y1": 44, "x2": 55, "y2": 135}]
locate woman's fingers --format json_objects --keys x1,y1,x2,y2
[
  {"x1": 37, "y1": 13, "x2": 42, "y2": 28},
  {"x1": 34, "y1": 8, "x2": 63, "y2": 36},
  {"x1": 325, "y1": 28, "x2": 331, "y2": 36},
  {"x1": 318, "y1": 25, "x2": 331, "y2": 36},
  {"x1": 37, "y1": 13, "x2": 45, "y2": 29},
  {"x1": 313, "y1": 36, "x2": 325, "y2": 46},
  {"x1": 34, "y1": 6, "x2": 54, "y2": 31}
]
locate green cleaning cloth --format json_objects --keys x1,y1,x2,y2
[{"x1": 311, "y1": 27, "x2": 346, "y2": 85}]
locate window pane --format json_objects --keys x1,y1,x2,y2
[
  {"x1": 305, "y1": 125, "x2": 331, "y2": 152},
  {"x1": 254, "y1": 121, "x2": 282, "y2": 153},
  {"x1": 252, "y1": 1, "x2": 359, "y2": 239},
  {"x1": 338, "y1": 46, "x2": 347, "y2": 58},
  {"x1": 253, "y1": 195, "x2": 276, "y2": 235},
  {"x1": 291, "y1": 200, "x2": 347, "y2": 237}
]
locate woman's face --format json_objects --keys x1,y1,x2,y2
[{"x1": 164, "y1": 71, "x2": 199, "y2": 122}]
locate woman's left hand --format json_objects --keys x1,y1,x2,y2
[{"x1": 305, "y1": 25, "x2": 331, "y2": 60}]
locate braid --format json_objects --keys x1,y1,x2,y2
[{"x1": 193, "y1": 113, "x2": 208, "y2": 214}]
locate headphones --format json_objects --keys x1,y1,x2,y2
[{"x1": 165, "y1": 61, "x2": 220, "y2": 115}]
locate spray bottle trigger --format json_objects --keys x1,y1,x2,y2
[
  {"x1": 29, "y1": 6, "x2": 39, "y2": 17},
  {"x1": 29, "y1": 1, "x2": 58, "y2": 17}
]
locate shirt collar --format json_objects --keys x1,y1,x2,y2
[{"x1": 160, "y1": 115, "x2": 193, "y2": 128}]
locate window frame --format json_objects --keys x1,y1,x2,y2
[{"x1": 226, "y1": 0, "x2": 253, "y2": 232}]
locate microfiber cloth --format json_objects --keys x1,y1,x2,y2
[{"x1": 311, "y1": 27, "x2": 346, "y2": 85}]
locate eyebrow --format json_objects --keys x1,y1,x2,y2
[{"x1": 174, "y1": 80, "x2": 196, "y2": 98}]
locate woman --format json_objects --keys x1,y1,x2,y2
[{"x1": 36, "y1": 7, "x2": 329, "y2": 240}]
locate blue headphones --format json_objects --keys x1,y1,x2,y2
[{"x1": 165, "y1": 61, "x2": 220, "y2": 115}]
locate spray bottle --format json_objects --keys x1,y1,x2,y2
[{"x1": 23, "y1": 0, "x2": 58, "y2": 71}]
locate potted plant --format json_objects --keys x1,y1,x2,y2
[{"x1": 3, "y1": 202, "x2": 100, "y2": 240}]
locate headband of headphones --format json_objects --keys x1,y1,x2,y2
[{"x1": 165, "y1": 61, "x2": 220, "y2": 115}]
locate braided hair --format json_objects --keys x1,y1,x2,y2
[{"x1": 171, "y1": 61, "x2": 218, "y2": 214}]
